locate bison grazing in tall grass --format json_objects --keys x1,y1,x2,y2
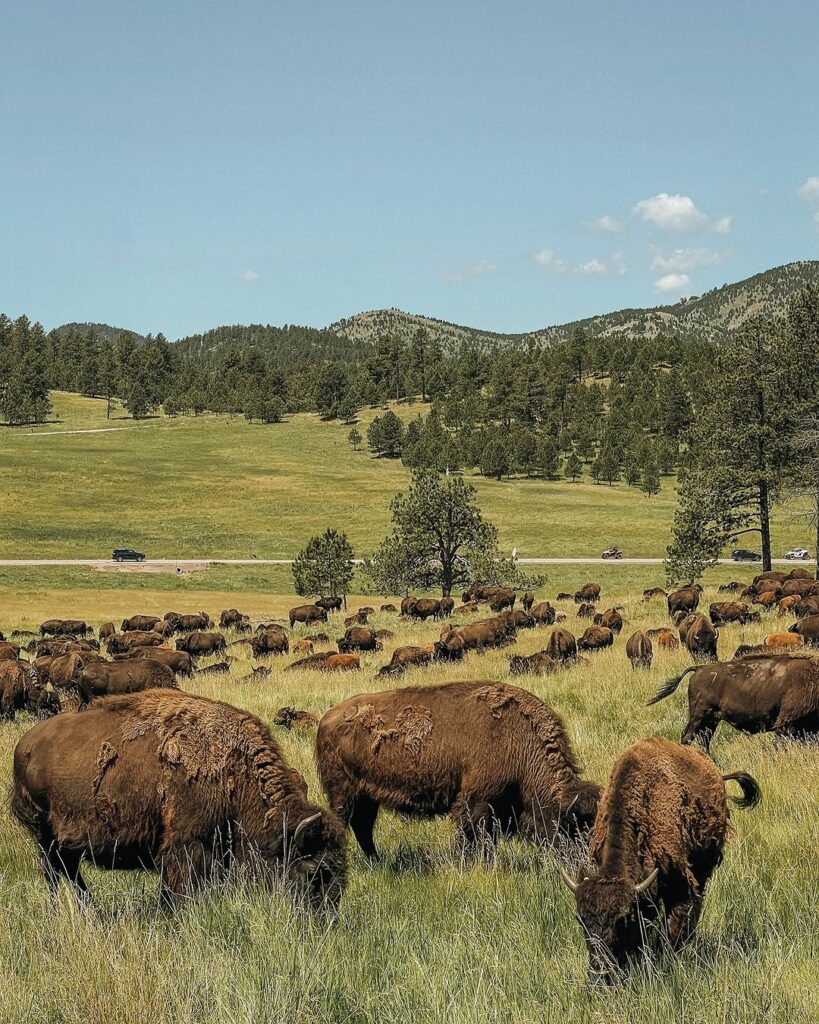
[
  {"x1": 11, "y1": 690, "x2": 346, "y2": 911},
  {"x1": 317, "y1": 681, "x2": 600, "y2": 859},
  {"x1": 560, "y1": 737, "x2": 760, "y2": 982}
]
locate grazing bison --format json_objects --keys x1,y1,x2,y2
[
  {"x1": 98, "y1": 622, "x2": 116, "y2": 642},
  {"x1": 195, "y1": 661, "x2": 232, "y2": 676},
  {"x1": 400, "y1": 596, "x2": 417, "y2": 617},
  {"x1": 175, "y1": 631, "x2": 227, "y2": 657},
  {"x1": 433, "y1": 630, "x2": 466, "y2": 661},
  {"x1": 317, "y1": 680, "x2": 601, "y2": 859},
  {"x1": 118, "y1": 647, "x2": 194, "y2": 677},
  {"x1": 488, "y1": 589, "x2": 516, "y2": 613},
  {"x1": 577, "y1": 603, "x2": 596, "y2": 619},
  {"x1": 777, "y1": 595, "x2": 802, "y2": 617},
  {"x1": 786, "y1": 567, "x2": 814, "y2": 581},
  {"x1": 47, "y1": 651, "x2": 106, "y2": 690},
  {"x1": 107, "y1": 631, "x2": 165, "y2": 654},
  {"x1": 337, "y1": 627, "x2": 380, "y2": 653},
  {"x1": 753, "y1": 590, "x2": 780, "y2": 609},
  {"x1": 642, "y1": 587, "x2": 667, "y2": 601},
  {"x1": 462, "y1": 585, "x2": 501, "y2": 604},
  {"x1": 648, "y1": 653, "x2": 819, "y2": 749},
  {"x1": 790, "y1": 614, "x2": 819, "y2": 646},
  {"x1": 1, "y1": 661, "x2": 43, "y2": 719},
  {"x1": 11, "y1": 690, "x2": 346, "y2": 910},
  {"x1": 626, "y1": 631, "x2": 653, "y2": 669},
  {"x1": 120, "y1": 615, "x2": 161, "y2": 633},
  {"x1": 287, "y1": 652, "x2": 361, "y2": 672},
  {"x1": 718, "y1": 582, "x2": 742, "y2": 593},
  {"x1": 376, "y1": 645, "x2": 436, "y2": 678},
  {"x1": 292, "y1": 639, "x2": 314, "y2": 656},
  {"x1": 530, "y1": 601, "x2": 556, "y2": 626},
  {"x1": 708, "y1": 601, "x2": 760, "y2": 626},
  {"x1": 273, "y1": 706, "x2": 319, "y2": 730},
  {"x1": 508, "y1": 652, "x2": 559, "y2": 676},
  {"x1": 249, "y1": 628, "x2": 289, "y2": 657},
  {"x1": 453, "y1": 601, "x2": 479, "y2": 616},
  {"x1": 574, "y1": 583, "x2": 601, "y2": 604},
  {"x1": 560, "y1": 737, "x2": 760, "y2": 981},
  {"x1": 546, "y1": 628, "x2": 578, "y2": 663},
  {"x1": 521, "y1": 591, "x2": 535, "y2": 612},
  {"x1": 595, "y1": 608, "x2": 623, "y2": 634},
  {"x1": 344, "y1": 612, "x2": 369, "y2": 628},
  {"x1": 219, "y1": 609, "x2": 251, "y2": 631},
  {"x1": 408, "y1": 598, "x2": 441, "y2": 621},
  {"x1": 439, "y1": 596, "x2": 455, "y2": 617},
  {"x1": 0, "y1": 642, "x2": 20, "y2": 661},
  {"x1": 438, "y1": 619, "x2": 511, "y2": 653},
  {"x1": 647, "y1": 627, "x2": 680, "y2": 650},
  {"x1": 753, "y1": 570, "x2": 787, "y2": 586},
  {"x1": 171, "y1": 612, "x2": 213, "y2": 633},
  {"x1": 380, "y1": 603, "x2": 397, "y2": 613},
  {"x1": 315, "y1": 596, "x2": 343, "y2": 613},
  {"x1": 794, "y1": 596, "x2": 819, "y2": 619},
  {"x1": 40, "y1": 619, "x2": 89, "y2": 638},
  {"x1": 678, "y1": 614, "x2": 718, "y2": 662},
  {"x1": 667, "y1": 586, "x2": 701, "y2": 617},
  {"x1": 499, "y1": 610, "x2": 536, "y2": 630},
  {"x1": 556, "y1": 592, "x2": 574, "y2": 602},
  {"x1": 763, "y1": 632, "x2": 804, "y2": 651},
  {"x1": 577, "y1": 627, "x2": 614, "y2": 652},
  {"x1": 782, "y1": 579, "x2": 817, "y2": 598},
  {"x1": 289, "y1": 604, "x2": 328, "y2": 628},
  {"x1": 76, "y1": 659, "x2": 177, "y2": 706}
]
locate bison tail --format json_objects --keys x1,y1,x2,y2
[
  {"x1": 646, "y1": 665, "x2": 697, "y2": 706},
  {"x1": 722, "y1": 772, "x2": 761, "y2": 810}
]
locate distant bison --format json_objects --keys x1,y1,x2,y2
[
  {"x1": 175, "y1": 631, "x2": 227, "y2": 657},
  {"x1": 289, "y1": 604, "x2": 328, "y2": 628},
  {"x1": 107, "y1": 630, "x2": 165, "y2": 654},
  {"x1": 530, "y1": 601, "x2": 556, "y2": 626},
  {"x1": 76, "y1": 658, "x2": 177, "y2": 706},
  {"x1": 439, "y1": 596, "x2": 455, "y2": 617},
  {"x1": 380, "y1": 603, "x2": 397, "y2": 613},
  {"x1": 273, "y1": 706, "x2": 319, "y2": 730},
  {"x1": 117, "y1": 647, "x2": 194, "y2": 677},
  {"x1": 315, "y1": 596, "x2": 343, "y2": 613},
  {"x1": 574, "y1": 583, "x2": 601, "y2": 604},
  {"x1": 120, "y1": 615, "x2": 161, "y2": 633},
  {"x1": 642, "y1": 587, "x2": 667, "y2": 601},
  {"x1": 376, "y1": 645, "x2": 435, "y2": 678},
  {"x1": 488, "y1": 589, "x2": 516, "y2": 613},
  {"x1": 508, "y1": 652, "x2": 559, "y2": 676},
  {"x1": 545, "y1": 628, "x2": 578, "y2": 663},
  {"x1": 667, "y1": 586, "x2": 701, "y2": 617},
  {"x1": 11, "y1": 690, "x2": 346, "y2": 910},
  {"x1": 249, "y1": 628, "x2": 289, "y2": 657},
  {"x1": 578, "y1": 626, "x2": 614, "y2": 652},
  {"x1": 678, "y1": 614, "x2": 718, "y2": 662},
  {"x1": 790, "y1": 614, "x2": 819, "y2": 646},
  {"x1": 560, "y1": 737, "x2": 760, "y2": 981},
  {"x1": 647, "y1": 627, "x2": 680, "y2": 650},
  {"x1": 626, "y1": 631, "x2": 653, "y2": 669},
  {"x1": 408, "y1": 598, "x2": 442, "y2": 621},
  {"x1": 594, "y1": 608, "x2": 623, "y2": 634},
  {"x1": 219, "y1": 609, "x2": 251, "y2": 631},
  {"x1": 708, "y1": 601, "x2": 759, "y2": 626},
  {"x1": 576, "y1": 603, "x2": 596, "y2": 619},
  {"x1": 40, "y1": 619, "x2": 89, "y2": 638},
  {"x1": 337, "y1": 627, "x2": 380, "y2": 653},
  {"x1": 648, "y1": 653, "x2": 819, "y2": 750},
  {"x1": 317, "y1": 681, "x2": 601, "y2": 859},
  {"x1": 287, "y1": 652, "x2": 360, "y2": 672}
]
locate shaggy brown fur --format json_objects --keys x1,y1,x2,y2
[
  {"x1": 408, "y1": 598, "x2": 442, "y2": 621},
  {"x1": 777, "y1": 595, "x2": 801, "y2": 617},
  {"x1": 0, "y1": 642, "x2": 20, "y2": 661},
  {"x1": 562, "y1": 737, "x2": 759, "y2": 980},
  {"x1": 530, "y1": 601, "x2": 556, "y2": 625},
  {"x1": 794, "y1": 597, "x2": 819, "y2": 619},
  {"x1": 380, "y1": 604, "x2": 397, "y2": 613},
  {"x1": 522, "y1": 591, "x2": 535, "y2": 612},
  {"x1": 576, "y1": 603, "x2": 596, "y2": 619},
  {"x1": 487, "y1": 589, "x2": 516, "y2": 613},
  {"x1": 574, "y1": 583, "x2": 601, "y2": 604},
  {"x1": 678, "y1": 613, "x2": 718, "y2": 662},
  {"x1": 782, "y1": 579, "x2": 819, "y2": 597},
  {"x1": 108, "y1": 631, "x2": 165, "y2": 654},
  {"x1": 315, "y1": 596, "x2": 343, "y2": 612},
  {"x1": 647, "y1": 627, "x2": 680, "y2": 650},
  {"x1": 508, "y1": 652, "x2": 560, "y2": 676},
  {"x1": 344, "y1": 612, "x2": 369, "y2": 628},
  {"x1": 546, "y1": 628, "x2": 577, "y2": 663},
  {"x1": 337, "y1": 626, "x2": 381, "y2": 653},
  {"x1": 709, "y1": 601, "x2": 759, "y2": 626},
  {"x1": 117, "y1": 647, "x2": 194, "y2": 676},
  {"x1": 667, "y1": 586, "x2": 701, "y2": 617},
  {"x1": 286, "y1": 653, "x2": 361, "y2": 672},
  {"x1": 500, "y1": 610, "x2": 536, "y2": 630},
  {"x1": 273, "y1": 706, "x2": 320, "y2": 730},
  {"x1": 292, "y1": 639, "x2": 314, "y2": 656},
  {"x1": 647, "y1": 653, "x2": 819, "y2": 750},
  {"x1": 594, "y1": 609, "x2": 623, "y2": 634},
  {"x1": 76, "y1": 659, "x2": 177, "y2": 706},
  {"x1": 625, "y1": 631, "x2": 653, "y2": 669},
  {"x1": 40, "y1": 619, "x2": 89, "y2": 638},
  {"x1": 98, "y1": 622, "x2": 116, "y2": 641},
  {"x1": 11, "y1": 690, "x2": 346, "y2": 910},
  {"x1": 175, "y1": 631, "x2": 227, "y2": 657},
  {"x1": 317, "y1": 680, "x2": 601, "y2": 859},
  {"x1": 791, "y1": 614, "x2": 819, "y2": 646},
  {"x1": 249, "y1": 629, "x2": 289, "y2": 658},
  {"x1": 121, "y1": 615, "x2": 161, "y2": 633},
  {"x1": 219, "y1": 609, "x2": 251, "y2": 631},
  {"x1": 642, "y1": 587, "x2": 667, "y2": 600}
]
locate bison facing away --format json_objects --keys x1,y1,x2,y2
[
  {"x1": 560, "y1": 737, "x2": 759, "y2": 981},
  {"x1": 11, "y1": 690, "x2": 346, "y2": 911},
  {"x1": 647, "y1": 653, "x2": 819, "y2": 750},
  {"x1": 316, "y1": 680, "x2": 601, "y2": 859},
  {"x1": 625, "y1": 631, "x2": 653, "y2": 669}
]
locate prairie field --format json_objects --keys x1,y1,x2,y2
[
  {"x1": 0, "y1": 569, "x2": 816, "y2": 1024},
  {"x1": 0, "y1": 392, "x2": 809, "y2": 559}
]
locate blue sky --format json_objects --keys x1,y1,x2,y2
[{"x1": 1, "y1": 1, "x2": 817, "y2": 338}]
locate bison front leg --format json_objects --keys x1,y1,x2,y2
[
  {"x1": 665, "y1": 894, "x2": 702, "y2": 950},
  {"x1": 348, "y1": 795, "x2": 380, "y2": 861},
  {"x1": 451, "y1": 798, "x2": 498, "y2": 861},
  {"x1": 41, "y1": 845, "x2": 91, "y2": 908},
  {"x1": 159, "y1": 841, "x2": 213, "y2": 907}
]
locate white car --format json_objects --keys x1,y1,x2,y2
[{"x1": 784, "y1": 548, "x2": 810, "y2": 560}]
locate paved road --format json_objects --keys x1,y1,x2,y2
[{"x1": 0, "y1": 557, "x2": 814, "y2": 568}]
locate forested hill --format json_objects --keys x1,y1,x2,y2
[
  {"x1": 331, "y1": 261, "x2": 819, "y2": 350},
  {"x1": 172, "y1": 324, "x2": 367, "y2": 368},
  {"x1": 51, "y1": 322, "x2": 151, "y2": 346}
]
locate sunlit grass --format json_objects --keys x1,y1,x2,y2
[{"x1": 0, "y1": 576, "x2": 816, "y2": 1022}]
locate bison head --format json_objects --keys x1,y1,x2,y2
[
  {"x1": 281, "y1": 809, "x2": 347, "y2": 914},
  {"x1": 560, "y1": 867, "x2": 659, "y2": 981}
]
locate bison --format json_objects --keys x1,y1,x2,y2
[
  {"x1": 408, "y1": 598, "x2": 442, "y2": 621},
  {"x1": 439, "y1": 596, "x2": 455, "y2": 617},
  {"x1": 625, "y1": 631, "x2": 653, "y2": 669},
  {"x1": 577, "y1": 603, "x2": 596, "y2": 619},
  {"x1": 120, "y1": 615, "x2": 161, "y2": 633},
  {"x1": 337, "y1": 627, "x2": 380, "y2": 653},
  {"x1": 11, "y1": 690, "x2": 346, "y2": 910},
  {"x1": 508, "y1": 652, "x2": 560, "y2": 676},
  {"x1": 530, "y1": 601, "x2": 556, "y2": 626},
  {"x1": 289, "y1": 604, "x2": 328, "y2": 628},
  {"x1": 790, "y1": 614, "x2": 819, "y2": 646},
  {"x1": 315, "y1": 596, "x2": 343, "y2": 613},
  {"x1": 273, "y1": 706, "x2": 320, "y2": 730},
  {"x1": 1, "y1": 661, "x2": 46, "y2": 719},
  {"x1": 344, "y1": 611, "x2": 369, "y2": 628},
  {"x1": 667, "y1": 586, "x2": 701, "y2": 617},
  {"x1": 219, "y1": 608, "x2": 251, "y2": 631},
  {"x1": 98, "y1": 622, "x2": 116, "y2": 642},
  {"x1": 40, "y1": 619, "x2": 89, "y2": 638},
  {"x1": 574, "y1": 583, "x2": 601, "y2": 604},
  {"x1": 107, "y1": 631, "x2": 165, "y2": 654},
  {"x1": 117, "y1": 647, "x2": 194, "y2": 677},
  {"x1": 642, "y1": 587, "x2": 667, "y2": 601},
  {"x1": 521, "y1": 591, "x2": 535, "y2": 612},
  {"x1": 560, "y1": 737, "x2": 759, "y2": 981},
  {"x1": 546, "y1": 628, "x2": 578, "y2": 663},
  {"x1": 380, "y1": 603, "x2": 397, "y2": 613},
  {"x1": 578, "y1": 626, "x2": 614, "y2": 652},
  {"x1": 499, "y1": 610, "x2": 536, "y2": 630},
  {"x1": 708, "y1": 601, "x2": 759, "y2": 626},
  {"x1": 248, "y1": 628, "x2": 289, "y2": 657},
  {"x1": 646, "y1": 627, "x2": 680, "y2": 650},
  {"x1": 678, "y1": 614, "x2": 718, "y2": 662},
  {"x1": 487, "y1": 589, "x2": 516, "y2": 613},
  {"x1": 432, "y1": 630, "x2": 466, "y2": 661},
  {"x1": 0, "y1": 642, "x2": 20, "y2": 661},
  {"x1": 76, "y1": 659, "x2": 177, "y2": 706},
  {"x1": 648, "y1": 653, "x2": 819, "y2": 749},
  {"x1": 794, "y1": 597, "x2": 819, "y2": 619},
  {"x1": 595, "y1": 608, "x2": 623, "y2": 634},
  {"x1": 376, "y1": 645, "x2": 436, "y2": 678},
  {"x1": 175, "y1": 631, "x2": 226, "y2": 657},
  {"x1": 316, "y1": 680, "x2": 601, "y2": 859},
  {"x1": 286, "y1": 653, "x2": 361, "y2": 672}
]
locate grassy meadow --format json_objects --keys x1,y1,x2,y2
[
  {"x1": 0, "y1": 392, "x2": 809, "y2": 559},
  {"x1": 0, "y1": 570, "x2": 817, "y2": 1023}
]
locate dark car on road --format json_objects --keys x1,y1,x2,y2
[
  {"x1": 731, "y1": 548, "x2": 761, "y2": 562},
  {"x1": 112, "y1": 548, "x2": 146, "y2": 562}
]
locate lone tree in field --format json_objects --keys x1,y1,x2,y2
[
  {"x1": 565, "y1": 451, "x2": 583, "y2": 482},
  {"x1": 367, "y1": 410, "x2": 404, "y2": 458},
  {"x1": 292, "y1": 529, "x2": 355, "y2": 608},
  {"x1": 367, "y1": 470, "x2": 497, "y2": 596},
  {"x1": 347, "y1": 427, "x2": 362, "y2": 451}
]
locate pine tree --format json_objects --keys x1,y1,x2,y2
[
  {"x1": 292, "y1": 529, "x2": 355, "y2": 606},
  {"x1": 565, "y1": 451, "x2": 583, "y2": 482},
  {"x1": 348, "y1": 427, "x2": 362, "y2": 451}
]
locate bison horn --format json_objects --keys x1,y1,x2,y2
[
  {"x1": 634, "y1": 868, "x2": 659, "y2": 895},
  {"x1": 293, "y1": 812, "x2": 322, "y2": 845},
  {"x1": 558, "y1": 864, "x2": 579, "y2": 893}
]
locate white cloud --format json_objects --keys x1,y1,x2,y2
[
  {"x1": 240, "y1": 269, "x2": 259, "y2": 282},
  {"x1": 797, "y1": 177, "x2": 819, "y2": 201},
  {"x1": 533, "y1": 249, "x2": 625, "y2": 276},
  {"x1": 633, "y1": 192, "x2": 731, "y2": 234},
  {"x1": 442, "y1": 260, "x2": 497, "y2": 283},
  {"x1": 655, "y1": 272, "x2": 691, "y2": 294},
  {"x1": 650, "y1": 247, "x2": 724, "y2": 273},
  {"x1": 587, "y1": 215, "x2": 625, "y2": 233}
]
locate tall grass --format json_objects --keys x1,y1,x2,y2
[{"x1": 0, "y1": 582, "x2": 816, "y2": 1023}]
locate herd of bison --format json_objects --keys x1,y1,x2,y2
[{"x1": 2, "y1": 566, "x2": 818, "y2": 981}]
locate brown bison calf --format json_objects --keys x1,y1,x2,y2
[
  {"x1": 287, "y1": 652, "x2": 361, "y2": 672},
  {"x1": 625, "y1": 631, "x2": 653, "y2": 669},
  {"x1": 508, "y1": 652, "x2": 560, "y2": 676},
  {"x1": 273, "y1": 706, "x2": 320, "y2": 730},
  {"x1": 317, "y1": 681, "x2": 601, "y2": 860},
  {"x1": 12, "y1": 690, "x2": 346, "y2": 911},
  {"x1": 560, "y1": 737, "x2": 760, "y2": 981}
]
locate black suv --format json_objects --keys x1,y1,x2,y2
[
  {"x1": 112, "y1": 548, "x2": 146, "y2": 562},
  {"x1": 731, "y1": 548, "x2": 761, "y2": 562}
]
